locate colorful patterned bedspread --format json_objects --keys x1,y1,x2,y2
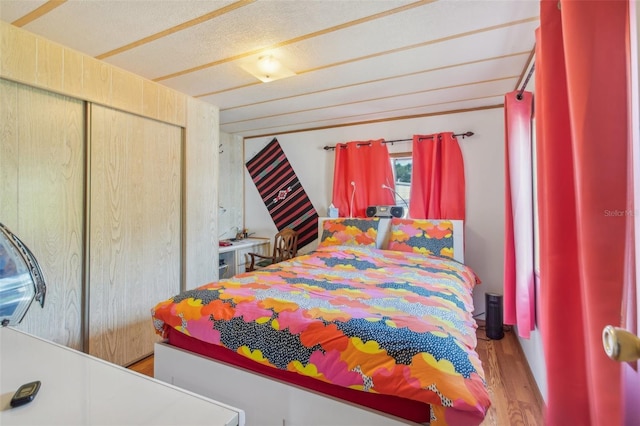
[{"x1": 152, "y1": 245, "x2": 490, "y2": 425}]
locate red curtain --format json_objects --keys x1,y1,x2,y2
[
  {"x1": 331, "y1": 140, "x2": 395, "y2": 218},
  {"x1": 409, "y1": 132, "x2": 465, "y2": 220},
  {"x1": 536, "y1": 1, "x2": 630, "y2": 424},
  {"x1": 503, "y1": 90, "x2": 535, "y2": 339},
  {"x1": 622, "y1": 1, "x2": 640, "y2": 423}
]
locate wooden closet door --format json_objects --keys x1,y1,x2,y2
[
  {"x1": 89, "y1": 104, "x2": 181, "y2": 365},
  {"x1": 0, "y1": 79, "x2": 85, "y2": 349}
]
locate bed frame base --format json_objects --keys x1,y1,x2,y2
[{"x1": 155, "y1": 341, "x2": 427, "y2": 426}]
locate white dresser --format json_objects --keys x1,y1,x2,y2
[{"x1": 0, "y1": 328, "x2": 245, "y2": 426}]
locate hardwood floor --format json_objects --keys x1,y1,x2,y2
[
  {"x1": 128, "y1": 353, "x2": 154, "y2": 377},
  {"x1": 476, "y1": 322, "x2": 545, "y2": 425},
  {"x1": 128, "y1": 323, "x2": 544, "y2": 425}
]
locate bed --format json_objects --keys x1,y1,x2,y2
[{"x1": 152, "y1": 218, "x2": 490, "y2": 426}]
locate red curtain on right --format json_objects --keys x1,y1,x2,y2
[
  {"x1": 409, "y1": 132, "x2": 465, "y2": 220},
  {"x1": 536, "y1": 1, "x2": 630, "y2": 424}
]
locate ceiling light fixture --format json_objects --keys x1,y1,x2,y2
[
  {"x1": 258, "y1": 55, "x2": 280, "y2": 75},
  {"x1": 238, "y1": 54, "x2": 296, "y2": 83}
]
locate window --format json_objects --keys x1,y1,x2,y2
[{"x1": 390, "y1": 153, "x2": 412, "y2": 209}]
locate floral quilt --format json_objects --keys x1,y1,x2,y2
[{"x1": 152, "y1": 245, "x2": 490, "y2": 425}]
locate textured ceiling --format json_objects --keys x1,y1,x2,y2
[{"x1": 0, "y1": 0, "x2": 539, "y2": 137}]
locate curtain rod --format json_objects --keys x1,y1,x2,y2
[
  {"x1": 516, "y1": 63, "x2": 535, "y2": 100},
  {"x1": 322, "y1": 131, "x2": 474, "y2": 151}
]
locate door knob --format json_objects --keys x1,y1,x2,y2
[{"x1": 602, "y1": 325, "x2": 640, "y2": 362}]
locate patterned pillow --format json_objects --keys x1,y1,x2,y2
[
  {"x1": 319, "y1": 218, "x2": 380, "y2": 247},
  {"x1": 387, "y1": 218, "x2": 454, "y2": 258}
]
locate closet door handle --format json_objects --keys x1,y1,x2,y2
[{"x1": 602, "y1": 325, "x2": 640, "y2": 362}]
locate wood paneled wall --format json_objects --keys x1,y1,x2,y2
[
  {"x1": 0, "y1": 21, "x2": 185, "y2": 127},
  {"x1": 89, "y1": 105, "x2": 182, "y2": 365},
  {"x1": 184, "y1": 97, "x2": 219, "y2": 290},
  {"x1": 0, "y1": 22, "x2": 219, "y2": 362},
  {"x1": 0, "y1": 79, "x2": 85, "y2": 350},
  {"x1": 218, "y1": 133, "x2": 244, "y2": 241}
]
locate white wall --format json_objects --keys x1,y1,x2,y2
[
  {"x1": 244, "y1": 107, "x2": 505, "y2": 317},
  {"x1": 518, "y1": 318, "x2": 547, "y2": 401}
]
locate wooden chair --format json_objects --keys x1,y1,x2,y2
[{"x1": 247, "y1": 228, "x2": 299, "y2": 272}]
